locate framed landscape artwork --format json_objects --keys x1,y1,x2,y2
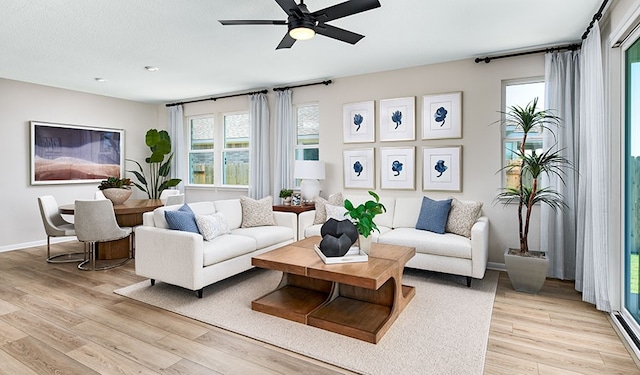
[
  {"x1": 380, "y1": 147, "x2": 415, "y2": 190},
  {"x1": 422, "y1": 92, "x2": 462, "y2": 140},
  {"x1": 379, "y1": 97, "x2": 415, "y2": 141},
  {"x1": 343, "y1": 101, "x2": 375, "y2": 143},
  {"x1": 422, "y1": 146, "x2": 462, "y2": 192},
  {"x1": 343, "y1": 148, "x2": 375, "y2": 189},
  {"x1": 30, "y1": 121, "x2": 124, "y2": 185}
]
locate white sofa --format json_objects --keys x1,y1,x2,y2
[
  {"x1": 299, "y1": 194, "x2": 489, "y2": 286},
  {"x1": 135, "y1": 200, "x2": 297, "y2": 297}
]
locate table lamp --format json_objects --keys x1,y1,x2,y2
[{"x1": 294, "y1": 160, "x2": 326, "y2": 201}]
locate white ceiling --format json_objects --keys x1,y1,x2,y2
[{"x1": 0, "y1": 0, "x2": 602, "y2": 104}]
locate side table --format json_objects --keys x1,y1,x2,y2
[{"x1": 273, "y1": 204, "x2": 315, "y2": 214}]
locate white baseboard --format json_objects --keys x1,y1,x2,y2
[
  {"x1": 0, "y1": 237, "x2": 77, "y2": 253},
  {"x1": 487, "y1": 262, "x2": 506, "y2": 271}
]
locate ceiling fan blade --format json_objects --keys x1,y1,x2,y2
[
  {"x1": 275, "y1": 0, "x2": 301, "y2": 15},
  {"x1": 219, "y1": 20, "x2": 287, "y2": 25},
  {"x1": 315, "y1": 24, "x2": 364, "y2": 45},
  {"x1": 312, "y1": 0, "x2": 381, "y2": 23},
  {"x1": 276, "y1": 33, "x2": 296, "y2": 49}
]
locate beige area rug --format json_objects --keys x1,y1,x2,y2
[{"x1": 115, "y1": 268, "x2": 499, "y2": 375}]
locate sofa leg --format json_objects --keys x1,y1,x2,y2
[
  {"x1": 150, "y1": 279, "x2": 155, "y2": 286},
  {"x1": 466, "y1": 277, "x2": 472, "y2": 287},
  {"x1": 196, "y1": 288, "x2": 203, "y2": 298}
]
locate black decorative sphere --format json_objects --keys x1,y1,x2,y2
[{"x1": 319, "y1": 218, "x2": 358, "y2": 257}]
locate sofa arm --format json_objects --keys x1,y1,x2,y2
[
  {"x1": 470, "y1": 216, "x2": 490, "y2": 279},
  {"x1": 298, "y1": 210, "x2": 316, "y2": 240},
  {"x1": 134, "y1": 226, "x2": 205, "y2": 291},
  {"x1": 273, "y1": 211, "x2": 298, "y2": 241}
]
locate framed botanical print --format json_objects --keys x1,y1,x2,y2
[
  {"x1": 380, "y1": 147, "x2": 415, "y2": 190},
  {"x1": 422, "y1": 92, "x2": 462, "y2": 139},
  {"x1": 343, "y1": 101, "x2": 375, "y2": 143},
  {"x1": 343, "y1": 148, "x2": 375, "y2": 189},
  {"x1": 422, "y1": 146, "x2": 462, "y2": 192},
  {"x1": 379, "y1": 97, "x2": 415, "y2": 141}
]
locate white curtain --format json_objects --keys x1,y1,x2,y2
[
  {"x1": 168, "y1": 105, "x2": 185, "y2": 192},
  {"x1": 576, "y1": 20, "x2": 611, "y2": 312},
  {"x1": 248, "y1": 93, "x2": 271, "y2": 199},
  {"x1": 541, "y1": 50, "x2": 580, "y2": 280},
  {"x1": 273, "y1": 89, "x2": 294, "y2": 205}
]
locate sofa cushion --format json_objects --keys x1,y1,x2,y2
[
  {"x1": 378, "y1": 228, "x2": 472, "y2": 259},
  {"x1": 240, "y1": 196, "x2": 276, "y2": 228},
  {"x1": 214, "y1": 199, "x2": 242, "y2": 229},
  {"x1": 343, "y1": 194, "x2": 395, "y2": 228},
  {"x1": 446, "y1": 198, "x2": 483, "y2": 238},
  {"x1": 415, "y1": 197, "x2": 452, "y2": 234},
  {"x1": 325, "y1": 203, "x2": 348, "y2": 221},
  {"x1": 165, "y1": 204, "x2": 200, "y2": 234},
  {"x1": 196, "y1": 213, "x2": 231, "y2": 241},
  {"x1": 392, "y1": 197, "x2": 422, "y2": 228},
  {"x1": 314, "y1": 193, "x2": 343, "y2": 224},
  {"x1": 153, "y1": 201, "x2": 215, "y2": 229},
  {"x1": 231, "y1": 226, "x2": 293, "y2": 249},
  {"x1": 202, "y1": 234, "x2": 257, "y2": 266}
]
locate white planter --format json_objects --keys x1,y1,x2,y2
[
  {"x1": 102, "y1": 188, "x2": 132, "y2": 205},
  {"x1": 504, "y1": 248, "x2": 549, "y2": 294},
  {"x1": 358, "y1": 234, "x2": 372, "y2": 254}
]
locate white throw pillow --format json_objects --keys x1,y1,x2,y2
[
  {"x1": 325, "y1": 203, "x2": 348, "y2": 221},
  {"x1": 446, "y1": 198, "x2": 483, "y2": 238},
  {"x1": 240, "y1": 196, "x2": 276, "y2": 228},
  {"x1": 196, "y1": 213, "x2": 231, "y2": 241},
  {"x1": 314, "y1": 193, "x2": 343, "y2": 224}
]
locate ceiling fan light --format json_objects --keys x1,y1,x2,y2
[{"x1": 289, "y1": 27, "x2": 315, "y2": 40}]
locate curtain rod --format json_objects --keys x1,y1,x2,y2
[
  {"x1": 475, "y1": 0, "x2": 607, "y2": 64},
  {"x1": 165, "y1": 89, "x2": 269, "y2": 107},
  {"x1": 273, "y1": 80, "x2": 332, "y2": 91},
  {"x1": 474, "y1": 44, "x2": 581, "y2": 64}
]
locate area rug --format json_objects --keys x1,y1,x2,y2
[{"x1": 115, "y1": 268, "x2": 499, "y2": 375}]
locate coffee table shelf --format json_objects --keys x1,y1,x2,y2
[{"x1": 252, "y1": 285, "x2": 329, "y2": 324}]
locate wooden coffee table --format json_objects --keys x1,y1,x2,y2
[{"x1": 251, "y1": 236, "x2": 416, "y2": 343}]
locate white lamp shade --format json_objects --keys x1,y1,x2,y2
[{"x1": 293, "y1": 160, "x2": 326, "y2": 180}]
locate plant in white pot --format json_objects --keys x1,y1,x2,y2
[
  {"x1": 344, "y1": 191, "x2": 386, "y2": 254},
  {"x1": 496, "y1": 97, "x2": 571, "y2": 293}
]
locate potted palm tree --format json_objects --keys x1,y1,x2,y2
[
  {"x1": 344, "y1": 191, "x2": 386, "y2": 254},
  {"x1": 496, "y1": 97, "x2": 570, "y2": 293}
]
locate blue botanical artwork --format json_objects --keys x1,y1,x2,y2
[
  {"x1": 391, "y1": 160, "x2": 403, "y2": 176},
  {"x1": 353, "y1": 113, "x2": 363, "y2": 132},
  {"x1": 434, "y1": 160, "x2": 448, "y2": 177},
  {"x1": 391, "y1": 110, "x2": 402, "y2": 129},
  {"x1": 353, "y1": 161, "x2": 364, "y2": 177},
  {"x1": 434, "y1": 106, "x2": 448, "y2": 127}
]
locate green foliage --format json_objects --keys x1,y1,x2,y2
[
  {"x1": 98, "y1": 177, "x2": 131, "y2": 190},
  {"x1": 496, "y1": 98, "x2": 571, "y2": 255},
  {"x1": 127, "y1": 129, "x2": 182, "y2": 199},
  {"x1": 279, "y1": 189, "x2": 293, "y2": 198},
  {"x1": 344, "y1": 191, "x2": 386, "y2": 238}
]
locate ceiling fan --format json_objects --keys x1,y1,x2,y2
[{"x1": 218, "y1": 0, "x2": 381, "y2": 49}]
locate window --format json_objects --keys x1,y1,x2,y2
[
  {"x1": 294, "y1": 103, "x2": 320, "y2": 186},
  {"x1": 502, "y1": 80, "x2": 545, "y2": 190},
  {"x1": 187, "y1": 112, "x2": 250, "y2": 186}
]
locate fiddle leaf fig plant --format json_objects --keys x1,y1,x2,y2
[
  {"x1": 344, "y1": 191, "x2": 386, "y2": 238},
  {"x1": 127, "y1": 129, "x2": 181, "y2": 199}
]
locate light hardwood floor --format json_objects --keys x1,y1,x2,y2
[{"x1": 0, "y1": 242, "x2": 638, "y2": 374}]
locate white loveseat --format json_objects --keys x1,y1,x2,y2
[
  {"x1": 135, "y1": 200, "x2": 297, "y2": 297},
  {"x1": 299, "y1": 194, "x2": 489, "y2": 286}
]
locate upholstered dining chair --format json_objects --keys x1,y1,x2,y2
[
  {"x1": 37, "y1": 195, "x2": 84, "y2": 263},
  {"x1": 165, "y1": 194, "x2": 185, "y2": 206},
  {"x1": 74, "y1": 199, "x2": 133, "y2": 271},
  {"x1": 159, "y1": 189, "x2": 179, "y2": 204}
]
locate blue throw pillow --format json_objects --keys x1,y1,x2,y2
[
  {"x1": 415, "y1": 196, "x2": 453, "y2": 234},
  {"x1": 165, "y1": 204, "x2": 200, "y2": 234}
]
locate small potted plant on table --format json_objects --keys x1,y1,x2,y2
[
  {"x1": 98, "y1": 177, "x2": 133, "y2": 205},
  {"x1": 344, "y1": 191, "x2": 386, "y2": 254},
  {"x1": 279, "y1": 189, "x2": 293, "y2": 205}
]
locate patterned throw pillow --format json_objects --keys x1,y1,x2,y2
[
  {"x1": 196, "y1": 213, "x2": 231, "y2": 241},
  {"x1": 164, "y1": 204, "x2": 200, "y2": 234},
  {"x1": 415, "y1": 196, "x2": 452, "y2": 234},
  {"x1": 314, "y1": 193, "x2": 343, "y2": 224},
  {"x1": 325, "y1": 203, "x2": 349, "y2": 221},
  {"x1": 240, "y1": 196, "x2": 276, "y2": 228},
  {"x1": 446, "y1": 198, "x2": 483, "y2": 238}
]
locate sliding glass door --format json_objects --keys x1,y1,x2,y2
[{"x1": 624, "y1": 36, "x2": 640, "y2": 331}]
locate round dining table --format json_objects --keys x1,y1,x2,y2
[{"x1": 59, "y1": 199, "x2": 163, "y2": 260}]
